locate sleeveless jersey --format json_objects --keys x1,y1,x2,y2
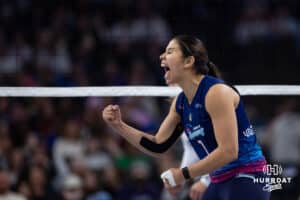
[{"x1": 175, "y1": 76, "x2": 266, "y2": 182}]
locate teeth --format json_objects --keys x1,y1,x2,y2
[{"x1": 161, "y1": 63, "x2": 170, "y2": 71}]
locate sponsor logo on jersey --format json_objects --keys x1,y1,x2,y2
[
  {"x1": 195, "y1": 103, "x2": 202, "y2": 109},
  {"x1": 186, "y1": 124, "x2": 205, "y2": 140},
  {"x1": 243, "y1": 125, "x2": 255, "y2": 137}
]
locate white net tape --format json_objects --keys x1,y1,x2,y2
[{"x1": 0, "y1": 85, "x2": 299, "y2": 97}]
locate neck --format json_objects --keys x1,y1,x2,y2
[{"x1": 179, "y1": 74, "x2": 204, "y2": 104}]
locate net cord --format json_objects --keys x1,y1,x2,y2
[{"x1": 0, "y1": 85, "x2": 299, "y2": 97}]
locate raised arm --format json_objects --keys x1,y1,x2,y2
[{"x1": 102, "y1": 98, "x2": 181, "y2": 157}]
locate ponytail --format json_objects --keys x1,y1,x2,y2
[
  {"x1": 207, "y1": 61, "x2": 237, "y2": 93},
  {"x1": 207, "y1": 61, "x2": 222, "y2": 79}
]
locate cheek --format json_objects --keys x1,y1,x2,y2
[
  {"x1": 167, "y1": 56, "x2": 182, "y2": 69},
  {"x1": 170, "y1": 62, "x2": 183, "y2": 74}
]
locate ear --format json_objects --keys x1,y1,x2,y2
[{"x1": 183, "y1": 56, "x2": 195, "y2": 69}]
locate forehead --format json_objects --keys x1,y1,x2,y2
[{"x1": 166, "y1": 39, "x2": 180, "y2": 50}]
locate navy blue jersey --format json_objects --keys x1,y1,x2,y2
[{"x1": 175, "y1": 76, "x2": 265, "y2": 176}]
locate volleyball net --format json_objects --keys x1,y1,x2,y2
[
  {"x1": 0, "y1": 85, "x2": 300, "y2": 97},
  {"x1": 1, "y1": 84, "x2": 299, "y2": 200}
]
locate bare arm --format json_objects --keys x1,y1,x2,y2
[
  {"x1": 188, "y1": 84, "x2": 239, "y2": 177},
  {"x1": 166, "y1": 84, "x2": 239, "y2": 185},
  {"x1": 102, "y1": 98, "x2": 181, "y2": 157}
]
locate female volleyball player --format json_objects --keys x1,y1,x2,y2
[{"x1": 102, "y1": 35, "x2": 270, "y2": 199}]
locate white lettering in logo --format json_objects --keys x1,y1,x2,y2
[
  {"x1": 243, "y1": 125, "x2": 255, "y2": 137},
  {"x1": 253, "y1": 164, "x2": 292, "y2": 192},
  {"x1": 189, "y1": 128, "x2": 205, "y2": 140}
]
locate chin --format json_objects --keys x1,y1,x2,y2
[
  {"x1": 166, "y1": 79, "x2": 178, "y2": 85},
  {"x1": 165, "y1": 80, "x2": 172, "y2": 85}
]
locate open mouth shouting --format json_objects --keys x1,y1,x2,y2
[{"x1": 161, "y1": 63, "x2": 171, "y2": 83}]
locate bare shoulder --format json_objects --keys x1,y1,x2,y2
[
  {"x1": 205, "y1": 84, "x2": 239, "y2": 113},
  {"x1": 207, "y1": 84, "x2": 237, "y2": 99}
]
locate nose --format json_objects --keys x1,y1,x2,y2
[{"x1": 160, "y1": 52, "x2": 166, "y2": 61}]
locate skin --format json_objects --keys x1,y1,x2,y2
[
  {"x1": 189, "y1": 181, "x2": 208, "y2": 200},
  {"x1": 102, "y1": 39, "x2": 240, "y2": 191}
]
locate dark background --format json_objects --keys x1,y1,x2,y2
[{"x1": 0, "y1": 0, "x2": 299, "y2": 200}]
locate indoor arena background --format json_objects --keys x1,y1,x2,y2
[{"x1": 0, "y1": 0, "x2": 300, "y2": 200}]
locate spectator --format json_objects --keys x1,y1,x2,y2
[
  {"x1": 119, "y1": 160, "x2": 161, "y2": 200},
  {"x1": 60, "y1": 174, "x2": 83, "y2": 200},
  {"x1": 0, "y1": 1, "x2": 299, "y2": 199},
  {"x1": 53, "y1": 119, "x2": 85, "y2": 185},
  {"x1": 0, "y1": 169, "x2": 26, "y2": 200},
  {"x1": 84, "y1": 136, "x2": 113, "y2": 172},
  {"x1": 83, "y1": 170, "x2": 112, "y2": 200},
  {"x1": 264, "y1": 99, "x2": 300, "y2": 165},
  {"x1": 26, "y1": 165, "x2": 55, "y2": 200}
]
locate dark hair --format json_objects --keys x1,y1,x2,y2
[{"x1": 173, "y1": 35, "x2": 221, "y2": 78}]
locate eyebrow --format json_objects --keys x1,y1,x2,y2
[{"x1": 166, "y1": 47, "x2": 176, "y2": 51}]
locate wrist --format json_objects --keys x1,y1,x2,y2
[
  {"x1": 116, "y1": 120, "x2": 125, "y2": 129},
  {"x1": 109, "y1": 119, "x2": 123, "y2": 131},
  {"x1": 181, "y1": 166, "x2": 191, "y2": 180}
]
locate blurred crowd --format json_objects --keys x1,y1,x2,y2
[{"x1": 0, "y1": 0, "x2": 300, "y2": 199}]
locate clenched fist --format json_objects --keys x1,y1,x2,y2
[{"x1": 102, "y1": 104, "x2": 122, "y2": 126}]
